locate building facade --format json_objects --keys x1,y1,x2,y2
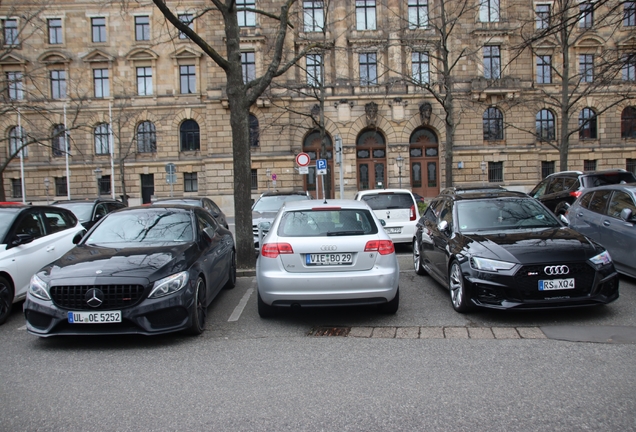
[{"x1": 1, "y1": 0, "x2": 635, "y2": 214}]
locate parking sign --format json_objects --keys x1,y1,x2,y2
[{"x1": 316, "y1": 159, "x2": 327, "y2": 175}]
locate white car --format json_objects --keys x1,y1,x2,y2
[
  {"x1": 354, "y1": 189, "x2": 420, "y2": 245},
  {"x1": 0, "y1": 204, "x2": 85, "y2": 324}
]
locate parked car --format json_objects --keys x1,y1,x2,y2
[
  {"x1": 412, "y1": 188, "x2": 619, "y2": 312},
  {"x1": 0, "y1": 203, "x2": 85, "y2": 325},
  {"x1": 565, "y1": 183, "x2": 636, "y2": 279},
  {"x1": 24, "y1": 205, "x2": 236, "y2": 336},
  {"x1": 354, "y1": 189, "x2": 419, "y2": 245},
  {"x1": 252, "y1": 191, "x2": 311, "y2": 249},
  {"x1": 529, "y1": 170, "x2": 636, "y2": 215},
  {"x1": 256, "y1": 199, "x2": 400, "y2": 317},
  {"x1": 151, "y1": 197, "x2": 229, "y2": 229},
  {"x1": 52, "y1": 198, "x2": 126, "y2": 230}
]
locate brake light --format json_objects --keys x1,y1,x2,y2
[
  {"x1": 364, "y1": 240, "x2": 395, "y2": 255},
  {"x1": 570, "y1": 191, "x2": 582, "y2": 198},
  {"x1": 261, "y1": 243, "x2": 294, "y2": 258},
  {"x1": 410, "y1": 204, "x2": 417, "y2": 221},
  {"x1": 312, "y1": 206, "x2": 341, "y2": 211}
]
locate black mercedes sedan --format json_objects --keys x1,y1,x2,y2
[
  {"x1": 412, "y1": 189, "x2": 619, "y2": 312},
  {"x1": 24, "y1": 205, "x2": 236, "y2": 336}
]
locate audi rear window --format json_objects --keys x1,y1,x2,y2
[
  {"x1": 277, "y1": 209, "x2": 378, "y2": 237},
  {"x1": 360, "y1": 193, "x2": 415, "y2": 210}
]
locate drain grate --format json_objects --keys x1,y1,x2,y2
[{"x1": 311, "y1": 326, "x2": 351, "y2": 337}]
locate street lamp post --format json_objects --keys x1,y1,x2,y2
[
  {"x1": 94, "y1": 167, "x2": 103, "y2": 197},
  {"x1": 44, "y1": 177, "x2": 50, "y2": 205},
  {"x1": 396, "y1": 155, "x2": 404, "y2": 189}
]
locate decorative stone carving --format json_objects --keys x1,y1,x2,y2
[
  {"x1": 420, "y1": 102, "x2": 432, "y2": 125},
  {"x1": 365, "y1": 102, "x2": 378, "y2": 126}
]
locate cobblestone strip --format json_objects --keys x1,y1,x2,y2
[{"x1": 348, "y1": 326, "x2": 546, "y2": 339}]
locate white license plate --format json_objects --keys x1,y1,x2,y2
[
  {"x1": 385, "y1": 227, "x2": 402, "y2": 234},
  {"x1": 67, "y1": 311, "x2": 122, "y2": 324},
  {"x1": 306, "y1": 253, "x2": 353, "y2": 266},
  {"x1": 538, "y1": 278, "x2": 575, "y2": 291}
]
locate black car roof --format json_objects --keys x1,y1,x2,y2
[{"x1": 444, "y1": 190, "x2": 529, "y2": 201}]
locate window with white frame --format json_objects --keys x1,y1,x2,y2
[
  {"x1": 412, "y1": 51, "x2": 430, "y2": 84},
  {"x1": 94, "y1": 123, "x2": 110, "y2": 155},
  {"x1": 6, "y1": 71, "x2": 23, "y2": 100},
  {"x1": 356, "y1": 0, "x2": 376, "y2": 31},
  {"x1": 359, "y1": 52, "x2": 377, "y2": 85},
  {"x1": 303, "y1": 1, "x2": 324, "y2": 32},
  {"x1": 408, "y1": 0, "x2": 429, "y2": 29},
  {"x1": 479, "y1": 0, "x2": 500, "y2": 22},
  {"x1": 137, "y1": 67, "x2": 153, "y2": 96},
  {"x1": 48, "y1": 18, "x2": 63, "y2": 44},
  {"x1": 93, "y1": 68, "x2": 109, "y2": 98},
  {"x1": 306, "y1": 53, "x2": 322, "y2": 87},
  {"x1": 238, "y1": 0, "x2": 256, "y2": 27}
]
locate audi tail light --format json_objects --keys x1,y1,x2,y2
[
  {"x1": 364, "y1": 240, "x2": 395, "y2": 255},
  {"x1": 261, "y1": 243, "x2": 294, "y2": 258},
  {"x1": 410, "y1": 204, "x2": 417, "y2": 221}
]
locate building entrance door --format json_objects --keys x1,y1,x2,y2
[
  {"x1": 356, "y1": 130, "x2": 386, "y2": 190},
  {"x1": 410, "y1": 128, "x2": 439, "y2": 197}
]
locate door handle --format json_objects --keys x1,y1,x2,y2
[
  {"x1": 603, "y1": 220, "x2": 610, "y2": 227},
  {"x1": 577, "y1": 213, "x2": 583, "y2": 217},
  {"x1": 46, "y1": 246, "x2": 55, "y2": 252}
]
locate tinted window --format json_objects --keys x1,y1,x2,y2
[
  {"x1": 457, "y1": 198, "x2": 559, "y2": 231},
  {"x1": 360, "y1": 193, "x2": 415, "y2": 210},
  {"x1": 607, "y1": 191, "x2": 636, "y2": 218},
  {"x1": 531, "y1": 178, "x2": 550, "y2": 198},
  {"x1": 563, "y1": 177, "x2": 578, "y2": 190},
  {"x1": 54, "y1": 202, "x2": 93, "y2": 223},
  {"x1": 578, "y1": 192, "x2": 593, "y2": 209},
  {"x1": 582, "y1": 172, "x2": 636, "y2": 188},
  {"x1": 44, "y1": 210, "x2": 74, "y2": 233},
  {"x1": 588, "y1": 190, "x2": 611, "y2": 213},
  {"x1": 438, "y1": 201, "x2": 453, "y2": 230},
  {"x1": 15, "y1": 212, "x2": 45, "y2": 238},
  {"x1": 546, "y1": 178, "x2": 564, "y2": 194},
  {"x1": 277, "y1": 209, "x2": 378, "y2": 237}
]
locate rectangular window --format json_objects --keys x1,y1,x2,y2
[
  {"x1": 241, "y1": 51, "x2": 256, "y2": 83},
  {"x1": 48, "y1": 18, "x2": 63, "y2": 44},
  {"x1": 55, "y1": 177, "x2": 67, "y2": 196},
  {"x1": 536, "y1": 55, "x2": 552, "y2": 84},
  {"x1": 623, "y1": 54, "x2": 636, "y2": 81},
  {"x1": 579, "y1": 2, "x2": 593, "y2": 28},
  {"x1": 408, "y1": 0, "x2": 429, "y2": 29},
  {"x1": 625, "y1": 1, "x2": 636, "y2": 26},
  {"x1": 11, "y1": 178, "x2": 21, "y2": 199},
  {"x1": 583, "y1": 159, "x2": 597, "y2": 171},
  {"x1": 536, "y1": 4, "x2": 550, "y2": 29},
  {"x1": 178, "y1": 14, "x2": 193, "y2": 39},
  {"x1": 135, "y1": 16, "x2": 150, "y2": 41},
  {"x1": 184, "y1": 172, "x2": 198, "y2": 192},
  {"x1": 99, "y1": 175, "x2": 111, "y2": 195},
  {"x1": 483, "y1": 46, "x2": 501, "y2": 79},
  {"x1": 92, "y1": 17, "x2": 106, "y2": 42},
  {"x1": 237, "y1": 0, "x2": 256, "y2": 27},
  {"x1": 306, "y1": 53, "x2": 322, "y2": 87},
  {"x1": 251, "y1": 169, "x2": 258, "y2": 190},
  {"x1": 627, "y1": 158, "x2": 636, "y2": 175},
  {"x1": 359, "y1": 52, "x2": 377, "y2": 85},
  {"x1": 7, "y1": 71, "x2": 23, "y2": 100},
  {"x1": 137, "y1": 67, "x2": 153, "y2": 96},
  {"x1": 93, "y1": 69, "x2": 109, "y2": 98},
  {"x1": 479, "y1": 0, "x2": 500, "y2": 22},
  {"x1": 179, "y1": 65, "x2": 196, "y2": 94},
  {"x1": 580, "y1": 54, "x2": 594, "y2": 82},
  {"x1": 412, "y1": 51, "x2": 430, "y2": 84},
  {"x1": 303, "y1": 1, "x2": 324, "y2": 32},
  {"x1": 356, "y1": 0, "x2": 376, "y2": 31},
  {"x1": 541, "y1": 161, "x2": 555, "y2": 178},
  {"x1": 488, "y1": 162, "x2": 503, "y2": 183},
  {"x1": 50, "y1": 70, "x2": 67, "y2": 99},
  {"x1": 3, "y1": 19, "x2": 18, "y2": 45}
]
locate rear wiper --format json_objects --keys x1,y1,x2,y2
[{"x1": 327, "y1": 230, "x2": 364, "y2": 236}]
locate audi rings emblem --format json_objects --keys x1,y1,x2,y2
[
  {"x1": 544, "y1": 265, "x2": 570, "y2": 275},
  {"x1": 85, "y1": 288, "x2": 104, "y2": 308},
  {"x1": 320, "y1": 245, "x2": 337, "y2": 251}
]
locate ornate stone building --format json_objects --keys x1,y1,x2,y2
[{"x1": 1, "y1": 0, "x2": 635, "y2": 213}]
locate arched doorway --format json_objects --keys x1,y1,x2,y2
[
  {"x1": 356, "y1": 129, "x2": 386, "y2": 190},
  {"x1": 302, "y1": 130, "x2": 334, "y2": 199},
  {"x1": 410, "y1": 128, "x2": 439, "y2": 197}
]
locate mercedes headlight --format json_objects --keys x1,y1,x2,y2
[
  {"x1": 148, "y1": 271, "x2": 190, "y2": 299},
  {"x1": 470, "y1": 257, "x2": 516, "y2": 273},
  {"x1": 29, "y1": 274, "x2": 51, "y2": 301},
  {"x1": 589, "y1": 251, "x2": 612, "y2": 267}
]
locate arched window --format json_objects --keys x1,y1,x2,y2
[
  {"x1": 137, "y1": 121, "x2": 156, "y2": 153},
  {"x1": 536, "y1": 109, "x2": 555, "y2": 141},
  {"x1": 249, "y1": 114, "x2": 260, "y2": 147},
  {"x1": 579, "y1": 107, "x2": 597, "y2": 139},
  {"x1": 9, "y1": 126, "x2": 27, "y2": 157},
  {"x1": 180, "y1": 119, "x2": 200, "y2": 151},
  {"x1": 621, "y1": 107, "x2": 636, "y2": 139},
  {"x1": 483, "y1": 107, "x2": 504, "y2": 141},
  {"x1": 94, "y1": 123, "x2": 110, "y2": 155},
  {"x1": 52, "y1": 124, "x2": 67, "y2": 157}
]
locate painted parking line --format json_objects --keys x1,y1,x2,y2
[
  {"x1": 17, "y1": 325, "x2": 26, "y2": 331},
  {"x1": 228, "y1": 284, "x2": 255, "y2": 322}
]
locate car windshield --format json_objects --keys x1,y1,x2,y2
[
  {"x1": 457, "y1": 198, "x2": 560, "y2": 232},
  {"x1": 253, "y1": 195, "x2": 309, "y2": 212},
  {"x1": 0, "y1": 209, "x2": 19, "y2": 240},
  {"x1": 85, "y1": 210, "x2": 193, "y2": 245},
  {"x1": 360, "y1": 193, "x2": 413, "y2": 210},
  {"x1": 277, "y1": 209, "x2": 378, "y2": 237},
  {"x1": 53, "y1": 202, "x2": 93, "y2": 222}
]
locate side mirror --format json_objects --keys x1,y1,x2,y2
[
  {"x1": 73, "y1": 230, "x2": 86, "y2": 244},
  {"x1": 11, "y1": 233, "x2": 34, "y2": 247},
  {"x1": 559, "y1": 214, "x2": 569, "y2": 225},
  {"x1": 620, "y1": 208, "x2": 634, "y2": 222},
  {"x1": 258, "y1": 221, "x2": 271, "y2": 231},
  {"x1": 438, "y1": 220, "x2": 449, "y2": 233},
  {"x1": 554, "y1": 202, "x2": 570, "y2": 216}
]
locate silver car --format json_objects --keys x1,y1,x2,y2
[
  {"x1": 256, "y1": 199, "x2": 400, "y2": 317},
  {"x1": 565, "y1": 183, "x2": 636, "y2": 278}
]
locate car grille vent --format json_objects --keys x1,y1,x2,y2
[
  {"x1": 310, "y1": 326, "x2": 351, "y2": 337},
  {"x1": 49, "y1": 285, "x2": 146, "y2": 310}
]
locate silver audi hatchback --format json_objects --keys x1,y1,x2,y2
[{"x1": 256, "y1": 199, "x2": 400, "y2": 317}]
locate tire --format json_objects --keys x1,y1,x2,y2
[
  {"x1": 449, "y1": 261, "x2": 471, "y2": 313},
  {"x1": 223, "y1": 250, "x2": 237, "y2": 290},
  {"x1": 0, "y1": 276, "x2": 13, "y2": 326},
  {"x1": 413, "y1": 239, "x2": 427, "y2": 276},
  {"x1": 379, "y1": 287, "x2": 399, "y2": 314},
  {"x1": 187, "y1": 277, "x2": 207, "y2": 335},
  {"x1": 257, "y1": 291, "x2": 276, "y2": 318}
]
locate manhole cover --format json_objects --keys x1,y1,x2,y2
[{"x1": 311, "y1": 327, "x2": 351, "y2": 337}]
